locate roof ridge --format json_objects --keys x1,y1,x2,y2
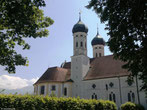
[
  {"x1": 90, "y1": 54, "x2": 113, "y2": 60},
  {"x1": 56, "y1": 67, "x2": 69, "y2": 71},
  {"x1": 48, "y1": 66, "x2": 58, "y2": 69}
]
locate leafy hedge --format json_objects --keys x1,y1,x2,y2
[
  {"x1": 121, "y1": 102, "x2": 145, "y2": 110},
  {"x1": 0, "y1": 94, "x2": 117, "y2": 110}
]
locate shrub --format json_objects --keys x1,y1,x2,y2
[
  {"x1": 136, "y1": 104, "x2": 145, "y2": 110},
  {"x1": 0, "y1": 94, "x2": 117, "y2": 110},
  {"x1": 121, "y1": 102, "x2": 145, "y2": 110}
]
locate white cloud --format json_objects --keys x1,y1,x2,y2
[
  {"x1": 30, "y1": 78, "x2": 39, "y2": 84},
  {"x1": 0, "y1": 75, "x2": 38, "y2": 90}
]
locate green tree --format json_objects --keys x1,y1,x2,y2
[
  {"x1": 87, "y1": 0, "x2": 147, "y2": 92},
  {"x1": 0, "y1": 0, "x2": 54, "y2": 73}
]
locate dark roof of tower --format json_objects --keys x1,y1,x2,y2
[
  {"x1": 91, "y1": 34, "x2": 105, "y2": 46},
  {"x1": 72, "y1": 21, "x2": 88, "y2": 33},
  {"x1": 72, "y1": 12, "x2": 88, "y2": 33}
]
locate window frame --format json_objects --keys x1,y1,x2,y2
[
  {"x1": 92, "y1": 93, "x2": 97, "y2": 100},
  {"x1": 40, "y1": 85, "x2": 45, "y2": 95},
  {"x1": 76, "y1": 42, "x2": 78, "y2": 47},
  {"x1": 80, "y1": 41, "x2": 83, "y2": 47},
  {"x1": 96, "y1": 53, "x2": 98, "y2": 57},
  {"x1": 51, "y1": 85, "x2": 56, "y2": 91},
  {"x1": 99, "y1": 53, "x2": 101, "y2": 57},
  {"x1": 109, "y1": 92, "x2": 116, "y2": 102},
  {"x1": 64, "y1": 87, "x2": 67, "y2": 96},
  {"x1": 128, "y1": 91, "x2": 135, "y2": 102}
]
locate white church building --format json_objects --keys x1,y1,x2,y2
[{"x1": 34, "y1": 14, "x2": 147, "y2": 109}]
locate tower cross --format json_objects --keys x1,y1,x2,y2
[
  {"x1": 97, "y1": 23, "x2": 99, "y2": 35},
  {"x1": 79, "y1": 10, "x2": 82, "y2": 21}
]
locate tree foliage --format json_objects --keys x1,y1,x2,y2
[
  {"x1": 0, "y1": 0, "x2": 54, "y2": 73},
  {"x1": 121, "y1": 102, "x2": 145, "y2": 110},
  {"x1": 0, "y1": 94, "x2": 117, "y2": 110},
  {"x1": 87, "y1": 0, "x2": 147, "y2": 92}
]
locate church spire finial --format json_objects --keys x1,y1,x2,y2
[
  {"x1": 97, "y1": 23, "x2": 99, "y2": 35},
  {"x1": 79, "y1": 10, "x2": 82, "y2": 21}
]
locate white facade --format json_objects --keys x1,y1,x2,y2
[
  {"x1": 73, "y1": 32, "x2": 87, "y2": 56},
  {"x1": 82, "y1": 76, "x2": 147, "y2": 109},
  {"x1": 34, "y1": 82, "x2": 72, "y2": 97},
  {"x1": 34, "y1": 77, "x2": 147, "y2": 109},
  {"x1": 92, "y1": 45, "x2": 104, "y2": 58}
]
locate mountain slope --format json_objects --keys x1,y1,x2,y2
[{"x1": 0, "y1": 86, "x2": 34, "y2": 95}]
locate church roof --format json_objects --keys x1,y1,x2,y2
[
  {"x1": 34, "y1": 67, "x2": 71, "y2": 85},
  {"x1": 34, "y1": 55, "x2": 129, "y2": 85},
  {"x1": 62, "y1": 62, "x2": 71, "y2": 69},
  {"x1": 84, "y1": 55, "x2": 129, "y2": 80}
]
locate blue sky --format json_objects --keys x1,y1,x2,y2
[{"x1": 0, "y1": 0, "x2": 112, "y2": 89}]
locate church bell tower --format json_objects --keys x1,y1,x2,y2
[
  {"x1": 91, "y1": 25, "x2": 105, "y2": 58},
  {"x1": 71, "y1": 12, "x2": 90, "y2": 97},
  {"x1": 72, "y1": 12, "x2": 88, "y2": 56}
]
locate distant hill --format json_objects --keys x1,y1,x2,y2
[{"x1": 0, "y1": 86, "x2": 34, "y2": 95}]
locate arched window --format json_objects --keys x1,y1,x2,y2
[
  {"x1": 96, "y1": 53, "x2": 98, "y2": 57},
  {"x1": 132, "y1": 92, "x2": 135, "y2": 102},
  {"x1": 113, "y1": 94, "x2": 116, "y2": 102},
  {"x1": 99, "y1": 53, "x2": 101, "y2": 57},
  {"x1": 92, "y1": 93, "x2": 97, "y2": 99},
  {"x1": 64, "y1": 87, "x2": 67, "y2": 96},
  {"x1": 128, "y1": 93, "x2": 131, "y2": 101},
  {"x1": 109, "y1": 94, "x2": 112, "y2": 101},
  {"x1": 51, "y1": 85, "x2": 56, "y2": 91},
  {"x1": 76, "y1": 42, "x2": 78, "y2": 47},
  {"x1": 80, "y1": 42, "x2": 83, "y2": 47},
  {"x1": 40, "y1": 85, "x2": 45, "y2": 95},
  {"x1": 128, "y1": 91, "x2": 135, "y2": 102},
  {"x1": 109, "y1": 92, "x2": 116, "y2": 102},
  {"x1": 92, "y1": 95, "x2": 94, "y2": 99},
  {"x1": 95, "y1": 95, "x2": 97, "y2": 99},
  {"x1": 106, "y1": 84, "x2": 108, "y2": 91}
]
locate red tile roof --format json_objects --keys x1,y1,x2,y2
[
  {"x1": 84, "y1": 55, "x2": 129, "y2": 80},
  {"x1": 34, "y1": 67, "x2": 70, "y2": 85},
  {"x1": 34, "y1": 55, "x2": 129, "y2": 85},
  {"x1": 62, "y1": 62, "x2": 71, "y2": 69}
]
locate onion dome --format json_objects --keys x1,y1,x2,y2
[
  {"x1": 91, "y1": 35, "x2": 105, "y2": 46},
  {"x1": 91, "y1": 26, "x2": 105, "y2": 46},
  {"x1": 72, "y1": 12, "x2": 88, "y2": 33}
]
